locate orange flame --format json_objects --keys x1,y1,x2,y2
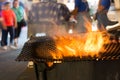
[
  {"x1": 51, "y1": 33, "x2": 103, "y2": 59},
  {"x1": 49, "y1": 18, "x2": 110, "y2": 59}
]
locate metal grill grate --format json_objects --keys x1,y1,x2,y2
[{"x1": 16, "y1": 36, "x2": 120, "y2": 62}]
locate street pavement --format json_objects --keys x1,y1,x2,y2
[
  {"x1": 0, "y1": 49, "x2": 28, "y2": 80},
  {"x1": 0, "y1": 27, "x2": 32, "y2": 80}
]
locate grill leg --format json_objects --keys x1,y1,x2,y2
[
  {"x1": 34, "y1": 63, "x2": 47, "y2": 80},
  {"x1": 34, "y1": 63, "x2": 40, "y2": 80},
  {"x1": 43, "y1": 70, "x2": 47, "y2": 80}
]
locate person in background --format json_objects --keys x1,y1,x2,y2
[
  {"x1": 71, "y1": 0, "x2": 92, "y2": 33},
  {"x1": 1, "y1": 2, "x2": 17, "y2": 50},
  {"x1": 12, "y1": 0, "x2": 26, "y2": 47},
  {"x1": 95, "y1": 0, "x2": 119, "y2": 30},
  {"x1": 28, "y1": 0, "x2": 70, "y2": 37}
]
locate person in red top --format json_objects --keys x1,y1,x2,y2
[{"x1": 1, "y1": 1, "x2": 17, "y2": 50}]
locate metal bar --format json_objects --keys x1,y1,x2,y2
[
  {"x1": 34, "y1": 63, "x2": 40, "y2": 80},
  {"x1": 43, "y1": 70, "x2": 47, "y2": 80}
]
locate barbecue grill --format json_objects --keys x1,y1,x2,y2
[{"x1": 16, "y1": 35, "x2": 120, "y2": 80}]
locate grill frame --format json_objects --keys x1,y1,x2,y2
[
  {"x1": 16, "y1": 36, "x2": 120, "y2": 80},
  {"x1": 16, "y1": 36, "x2": 120, "y2": 62},
  {"x1": 34, "y1": 60, "x2": 120, "y2": 80}
]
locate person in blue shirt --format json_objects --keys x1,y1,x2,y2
[
  {"x1": 95, "y1": 0, "x2": 119, "y2": 30},
  {"x1": 71, "y1": 0, "x2": 92, "y2": 33},
  {"x1": 75, "y1": 0, "x2": 89, "y2": 12}
]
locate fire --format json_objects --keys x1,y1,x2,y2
[
  {"x1": 51, "y1": 32, "x2": 104, "y2": 59},
  {"x1": 49, "y1": 18, "x2": 110, "y2": 59},
  {"x1": 84, "y1": 32, "x2": 104, "y2": 56}
]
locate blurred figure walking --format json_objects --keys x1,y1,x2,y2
[
  {"x1": 12, "y1": 0, "x2": 26, "y2": 47},
  {"x1": 1, "y1": 1, "x2": 17, "y2": 50}
]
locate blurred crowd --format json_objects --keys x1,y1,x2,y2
[{"x1": 28, "y1": 0, "x2": 120, "y2": 35}]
